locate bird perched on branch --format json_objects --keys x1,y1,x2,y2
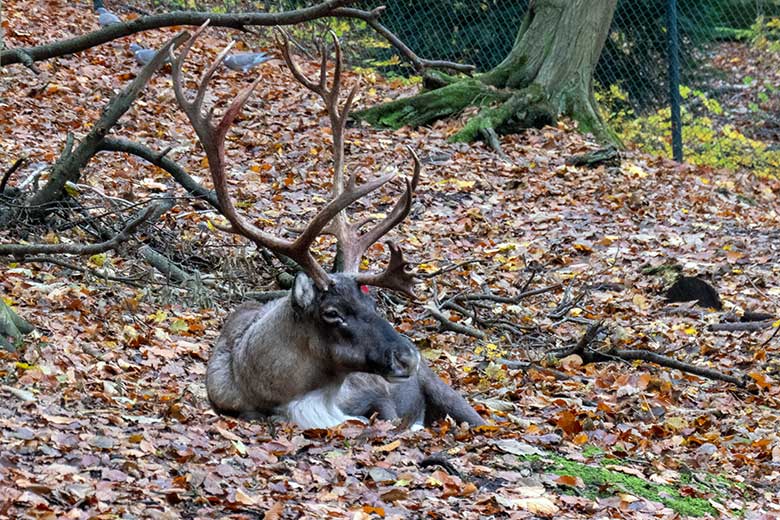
[
  {"x1": 129, "y1": 43, "x2": 170, "y2": 66},
  {"x1": 97, "y1": 7, "x2": 122, "y2": 27},
  {"x1": 223, "y1": 52, "x2": 271, "y2": 73}
]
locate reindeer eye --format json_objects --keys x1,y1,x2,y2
[{"x1": 322, "y1": 309, "x2": 343, "y2": 323}]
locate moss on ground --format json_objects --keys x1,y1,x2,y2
[{"x1": 521, "y1": 451, "x2": 744, "y2": 517}]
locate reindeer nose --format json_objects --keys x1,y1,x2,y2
[{"x1": 388, "y1": 345, "x2": 419, "y2": 379}]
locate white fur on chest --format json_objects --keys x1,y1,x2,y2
[
  {"x1": 279, "y1": 385, "x2": 364, "y2": 429},
  {"x1": 278, "y1": 383, "x2": 424, "y2": 430}
]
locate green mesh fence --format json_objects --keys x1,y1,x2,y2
[
  {"x1": 147, "y1": 0, "x2": 779, "y2": 115},
  {"x1": 245, "y1": 0, "x2": 779, "y2": 114}
]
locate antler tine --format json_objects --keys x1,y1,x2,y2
[
  {"x1": 170, "y1": 22, "x2": 211, "y2": 126},
  {"x1": 328, "y1": 31, "x2": 342, "y2": 104},
  {"x1": 194, "y1": 40, "x2": 236, "y2": 122},
  {"x1": 338, "y1": 147, "x2": 422, "y2": 272},
  {"x1": 274, "y1": 28, "x2": 321, "y2": 94},
  {"x1": 293, "y1": 171, "x2": 396, "y2": 253},
  {"x1": 353, "y1": 242, "x2": 416, "y2": 299}
]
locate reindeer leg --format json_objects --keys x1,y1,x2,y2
[{"x1": 418, "y1": 363, "x2": 485, "y2": 426}]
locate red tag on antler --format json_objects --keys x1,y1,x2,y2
[{"x1": 360, "y1": 285, "x2": 370, "y2": 294}]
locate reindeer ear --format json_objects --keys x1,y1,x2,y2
[{"x1": 291, "y1": 272, "x2": 317, "y2": 312}]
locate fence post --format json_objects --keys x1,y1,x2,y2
[{"x1": 667, "y1": 0, "x2": 683, "y2": 162}]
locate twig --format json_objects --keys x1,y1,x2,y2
[
  {"x1": 0, "y1": 156, "x2": 26, "y2": 194},
  {"x1": 759, "y1": 324, "x2": 780, "y2": 348},
  {"x1": 416, "y1": 259, "x2": 480, "y2": 279},
  {"x1": 18, "y1": 256, "x2": 147, "y2": 287},
  {"x1": 426, "y1": 305, "x2": 486, "y2": 339},
  {"x1": 334, "y1": 6, "x2": 475, "y2": 73},
  {"x1": 0, "y1": 203, "x2": 159, "y2": 257}
]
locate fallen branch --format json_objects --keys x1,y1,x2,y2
[
  {"x1": 426, "y1": 305, "x2": 486, "y2": 339},
  {"x1": 0, "y1": 156, "x2": 26, "y2": 195},
  {"x1": 98, "y1": 138, "x2": 220, "y2": 210},
  {"x1": 1, "y1": 2, "x2": 472, "y2": 74},
  {"x1": 18, "y1": 256, "x2": 148, "y2": 288},
  {"x1": 20, "y1": 33, "x2": 186, "y2": 217},
  {"x1": 495, "y1": 358, "x2": 588, "y2": 383},
  {"x1": 0, "y1": 203, "x2": 159, "y2": 257},
  {"x1": 246, "y1": 290, "x2": 290, "y2": 302},
  {"x1": 452, "y1": 283, "x2": 562, "y2": 304},
  {"x1": 597, "y1": 348, "x2": 746, "y2": 387},
  {"x1": 562, "y1": 322, "x2": 747, "y2": 388},
  {"x1": 709, "y1": 321, "x2": 774, "y2": 332},
  {"x1": 139, "y1": 245, "x2": 193, "y2": 284}
]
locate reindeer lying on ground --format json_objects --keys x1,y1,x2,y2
[{"x1": 171, "y1": 24, "x2": 484, "y2": 429}]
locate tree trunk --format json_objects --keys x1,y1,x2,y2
[{"x1": 356, "y1": 0, "x2": 619, "y2": 145}]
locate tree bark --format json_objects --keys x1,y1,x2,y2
[{"x1": 356, "y1": 0, "x2": 619, "y2": 145}]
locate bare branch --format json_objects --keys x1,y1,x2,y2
[
  {"x1": 333, "y1": 6, "x2": 476, "y2": 74},
  {"x1": 1, "y1": 1, "x2": 354, "y2": 66},
  {"x1": 98, "y1": 137, "x2": 219, "y2": 210},
  {"x1": 0, "y1": 203, "x2": 161, "y2": 257},
  {"x1": 0, "y1": 1, "x2": 473, "y2": 75},
  {"x1": 24, "y1": 32, "x2": 187, "y2": 214},
  {"x1": 0, "y1": 156, "x2": 26, "y2": 194},
  {"x1": 426, "y1": 304, "x2": 486, "y2": 339}
]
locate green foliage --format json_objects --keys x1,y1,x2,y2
[
  {"x1": 751, "y1": 16, "x2": 780, "y2": 52},
  {"x1": 599, "y1": 84, "x2": 780, "y2": 178}
]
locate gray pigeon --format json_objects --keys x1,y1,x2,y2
[
  {"x1": 223, "y1": 52, "x2": 271, "y2": 73},
  {"x1": 97, "y1": 7, "x2": 121, "y2": 27},
  {"x1": 129, "y1": 43, "x2": 167, "y2": 66}
]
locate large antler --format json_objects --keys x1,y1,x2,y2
[
  {"x1": 170, "y1": 22, "x2": 401, "y2": 291},
  {"x1": 276, "y1": 30, "x2": 420, "y2": 297}
]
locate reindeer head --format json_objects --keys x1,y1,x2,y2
[{"x1": 291, "y1": 273, "x2": 419, "y2": 380}]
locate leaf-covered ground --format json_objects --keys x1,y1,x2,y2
[{"x1": 1, "y1": 1, "x2": 779, "y2": 518}]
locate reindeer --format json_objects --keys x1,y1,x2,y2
[{"x1": 170, "y1": 23, "x2": 484, "y2": 429}]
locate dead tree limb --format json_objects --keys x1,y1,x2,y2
[
  {"x1": 560, "y1": 322, "x2": 747, "y2": 388},
  {"x1": 0, "y1": 203, "x2": 159, "y2": 257},
  {"x1": 426, "y1": 305, "x2": 486, "y2": 339},
  {"x1": 332, "y1": 6, "x2": 475, "y2": 74},
  {"x1": 1, "y1": 2, "x2": 471, "y2": 74},
  {"x1": 18, "y1": 256, "x2": 148, "y2": 287},
  {"x1": 139, "y1": 244, "x2": 193, "y2": 284},
  {"x1": 0, "y1": 156, "x2": 26, "y2": 195},
  {"x1": 709, "y1": 321, "x2": 774, "y2": 332},
  {"x1": 1, "y1": 2, "x2": 350, "y2": 66},
  {"x1": 18, "y1": 33, "x2": 187, "y2": 218},
  {"x1": 98, "y1": 138, "x2": 220, "y2": 210}
]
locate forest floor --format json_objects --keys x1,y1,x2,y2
[{"x1": 1, "y1": 1, "x2": 779, "y2": 519}]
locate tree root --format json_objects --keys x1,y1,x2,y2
[
  {"x1": 450, "y1": 85, "x2": 554, "y2": 143},
  {"x1": 353, "y1": 79, "x2": 508, "y2": 130}
]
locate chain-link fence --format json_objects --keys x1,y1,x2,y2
[
  {"x1": 148, "y1": 0, "x2": 780, "y2": 168},
  {"x1": 248, "y1": 0, "x2": 778, "y2": 114}
]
